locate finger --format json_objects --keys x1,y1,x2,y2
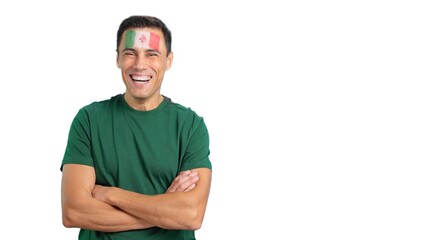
[
  {"x1": 175, "y1": 172, "x2": 198, "y2": 186},
  {"x1": 173, "y1": 171, "x2": 198, "y2": 184},
  {"x1": 184, "y1": 183, "x2": 196, "y2": 192},
  {"x1": 171, "y1": 170, "x2": 192, "y2": 185},
  {"x1": 176, "y1": 175, "x2": 199, "y2": 192},
  {"x1": 168, "y1": 176, "x2": 194, "y2": 192},
  {"x1": 178, "y1": 170, "x2": 191, "y2": 177},
  {"x1": 167, "y1": 174, "x2": 199, "y2": 193},
  {"x1": 167, "y1": 170, "x2": 199, "y2": 192}
]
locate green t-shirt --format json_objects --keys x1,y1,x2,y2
[{"x1": 61, "y1": 94, "x2": 211, "y2": 240}]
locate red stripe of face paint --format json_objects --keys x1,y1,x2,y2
[{"x1": 149, "y1": 33, "x2": 160, "y2": 51}]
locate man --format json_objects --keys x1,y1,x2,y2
[{"x1": 61, "y1": 15, "x2": 212, "y2": 240}]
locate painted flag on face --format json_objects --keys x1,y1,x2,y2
[{"x1": 124, "y1": 30, "x2": 160, "y2": 50}]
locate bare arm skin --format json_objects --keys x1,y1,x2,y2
[
  {"x1": 166, "y1": 169, "x2": 200, "y2": 193},
  {"x1": 92, "y1": 168, "x2": 212, "y2": 230},
  {"x1": 61, "y1": 164, "x2": 201, "y2": 232}
]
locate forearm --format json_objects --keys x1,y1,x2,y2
[
  {"x1": 101, "y1": 188, "x2": 205, "y2": 230},
  {"x1": 62, "y1": 195, "x2": 154, "y2": 232},
  {"x1": 61, "y1": 164, "x2": 153, "y2": 232},
  {"x1": 96, "y1": 168, "x2": 212, "y2": 230}
]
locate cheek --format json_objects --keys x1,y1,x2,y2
[
  {"x1": 118, "y1": 58, "x2": 134, "y2": 71},
  {"x1": 147, "y1": 59, "x2": 163, "y2": 70},
  {"x1": 117, "y1": 58, "x2": 125, "y2": 68}
]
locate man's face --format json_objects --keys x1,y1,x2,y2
[{"x1": 117, "y1": 27, "x2": 173, "y2": 105}]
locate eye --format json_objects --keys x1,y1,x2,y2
[
  {"x1": 123, "y1": 50, "x2": 136, "y2": 56},
  {"x1": 147, "y1": 53, "x2": 160, "y2": 57}
]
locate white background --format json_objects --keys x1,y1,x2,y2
[{"x1": 0, "y1": 0, "x2": 426, "y2": 239}]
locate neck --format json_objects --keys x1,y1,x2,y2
[{"x1": 124, "y1": 94, "x2": 164, "y2": 111}]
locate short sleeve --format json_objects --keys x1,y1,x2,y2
[
  {"x1": 181, "y1": 118, "x2": 212, "y2": 171},
  {"x1": 60, "y1": 108, "x2": 94, "y2": 171}
]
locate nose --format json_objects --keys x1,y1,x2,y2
[{"x1": 133, "y1": 56, "x2": 146, "y2": 70}]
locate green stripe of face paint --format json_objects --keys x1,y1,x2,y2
[{"x1": 124, "y1": 30, "x2": 136, "y2": 49}]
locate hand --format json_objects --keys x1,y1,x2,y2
[{"x1": 166, "y1": 170, "x2": 199, "y2": 193}]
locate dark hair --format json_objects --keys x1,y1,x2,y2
[{"x1": 116, "y1": 15, "x2": 172, "y2": 55}]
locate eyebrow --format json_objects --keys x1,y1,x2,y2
[
  {"x1": 122, "y1": 48, "x2": 161, "y2": 54},
  {"x1": 123, "y1": 48, "x2": 137, "y2": 52},
  {"x1": 146, "y1": 49, "x2": 161, "y2": 54}
]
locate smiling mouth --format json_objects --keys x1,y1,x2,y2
[{"x1": 131, "y1": 74, "x2": 151, "y2": 83}]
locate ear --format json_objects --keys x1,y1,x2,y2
[
  {"x1": 116, "y1": 50, "x2": 120, "y2": 68},
  {"x1": 166, "y1": 51, "x2": 174, "y2": 70}
]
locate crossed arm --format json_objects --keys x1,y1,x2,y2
[{"x1": 61, "y1": 164, "x2": 212, "y2": 232}]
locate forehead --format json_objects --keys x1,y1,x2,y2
[{"x1": 121, "y1": 28, "x2": 165, "y2": 50}]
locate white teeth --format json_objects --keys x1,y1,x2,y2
[{"x1": 132, "y1": 75, "x2": 151, "y2": 81}]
